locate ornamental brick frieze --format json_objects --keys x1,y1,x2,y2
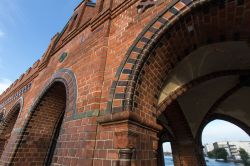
[{"x1": 0, "y1": 83, "x2": 32, "y2": 110}]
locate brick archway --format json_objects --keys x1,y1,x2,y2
[
  {"x1": 109, "y1": 0, "x2": 250, "y2": 114},
  {"x1": 0, "y1": 98, "x2": 23, "y2": 158},
  {"x1": 106, "y1": 1, "x2": 250, "y2": 165},
  {"x1": 0, "y1": 68, "x2": 77, "y2": 165}
]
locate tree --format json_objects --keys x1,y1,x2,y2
[
  {"x1": 207, "y1": 151, "x2": 215, "y2": 158},
  {"x1": 214, "y1": 148, "x2": 228, "y2": 162},
  {"x1": 239, "y1": 148, "x2": 249, "y2": 166}
]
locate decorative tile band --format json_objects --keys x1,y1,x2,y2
[{"x1": 0, "y1": 83, "x2": 32, "y2": 110}]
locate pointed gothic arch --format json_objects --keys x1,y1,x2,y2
[{"x1": 4, "y1": 69, "x2": 78, "y2": 165}]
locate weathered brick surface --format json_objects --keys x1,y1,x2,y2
[{"x1": 0, "y1": 0, "x2": 248, "y2": 165}]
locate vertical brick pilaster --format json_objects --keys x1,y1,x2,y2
[{"x1": 97, "y1": 111, "x2": 161, "y2": 166}]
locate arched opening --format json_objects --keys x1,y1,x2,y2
[
  {"x1": 157, "y1": 127, "x2": 176, "y2": 166},
  {"x1": 0, "y1": 103, "x2": 21, "y2": 157},
  {"x1": 156, "y1": 41, "x2": 250, "y2": 165},
  {"x1": 201, "y1": 119, "x2": 250, "y2": 165},
  {"x1": 11, "y1": 82, "x2": 67, "y2": 165},
  {"x1": 163, "y1": 142, "x2": 174, "y2": 166}
]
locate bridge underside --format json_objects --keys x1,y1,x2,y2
[{"x1": 0, "y1": 0, "x2": 249, "y2": 165}]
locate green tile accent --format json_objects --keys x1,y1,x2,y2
[
  {"x1": 72, "y1": 110, "x2": 100, "y2": 120},
  {"x1": 59, "y1": 52, "x2": 68, "y2": 63}
]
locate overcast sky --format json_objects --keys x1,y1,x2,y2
[{"x1": 0, "y1": 0, "x2": 249, "y2": 153}]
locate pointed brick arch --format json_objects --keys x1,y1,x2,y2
[
  {"x1": 43, "y1": 68, "x2": 78, "y2": 115},
  {"x1": 0, "y1": 68, "x2": 78, "y2": 165},
  {"x1": 108, "y1": 0, "x2": 250, "y2": 114}
]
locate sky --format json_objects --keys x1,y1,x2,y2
[
  {"x1": 0, "y1": 0, "x2": 85, "y2": 93},
  {"x1": 0, "y1": 0, "x2": 249, "y2": 153}
]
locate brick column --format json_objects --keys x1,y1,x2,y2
[
  {"x1": 119, "y1": 149, "x2": 134, "y2": 166},
  {"x1": 164, "y1": 101, "x2": 205, "y2": 166},
  {"x1": 97, "y1": 111, "x2": 162, "y2": 166}
]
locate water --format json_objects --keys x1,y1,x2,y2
[
  {"x1": 164, "y1": 156, "x2": 174, "y2": 166},
  {"x1": 164, "y1": 156, "x2": 244, "y2": 166},
  {"x1": 205, "y1": 158, "x2": 244, "y2": 166}
]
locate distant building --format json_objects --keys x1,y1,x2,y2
[
  {"x1": 213, "y1": 141, "x2": 250, "y2": 160},
  {"x1": 204, "y1": 144, "x2": 214, "y2": 155},
  {"x1": 213, "y1": 141, "x2": 232, "y2": 158}
]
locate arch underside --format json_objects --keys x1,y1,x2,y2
[{"x1": 159, "y1": 41, "x2": 250, "y2": 138}]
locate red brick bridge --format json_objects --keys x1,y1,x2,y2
[{"x1": 0, "y1": 0, "x2": 249, "y2": 165}]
